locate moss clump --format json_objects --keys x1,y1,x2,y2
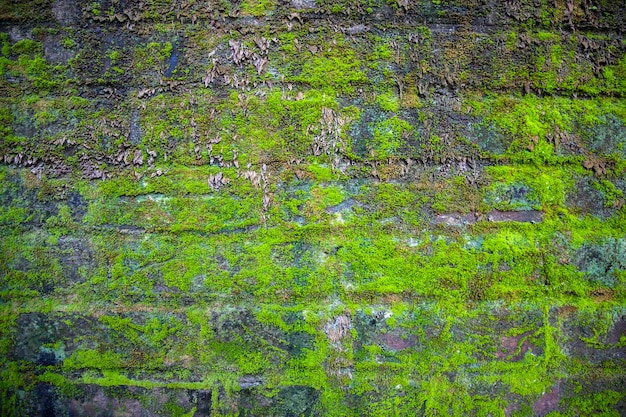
[
  {"x1": 240, "y1": 0, "x2": 276, "y2": 16},
  {"x1": 375, "y1": 92, "x2": 400, "y2": 112},
  {"x1": 293, "y1": 48, "x2": 367, "y2": 95},
  {"x1": 369, "y1": 116, "x2": 413, "y2": 158},
  {"x1": 465, "y1": 94, "x2": 626, "y2": 164}
]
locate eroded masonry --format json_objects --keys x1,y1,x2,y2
[{"x1": 1, "y1": 0, "x2": 625, "y2": 415}]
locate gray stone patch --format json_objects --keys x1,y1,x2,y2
[
  {"x1": 165, "y1": 40, "x2": 179, "y2": 78},
  {"x1": 434, "y1": 210, "x2": 543, "y2": 226},
  {"x1": 580, "y1": 115, "x2": 626, "y2": 159},
  {"x1": 345, "y1": 25, "x2": 369, "y2": 35},
  {"x1": 52, "y1": 0, "x2": 79, "y2": 25},
  {"x1": 291, "y1": 0, "x2": 316, "y2": 8},
  {"x1": 239, "y1": 375, "x2": 264, "y2": 389},
  {"x1": 7, "y1": 26, "x2": 27, "y2": 43},
  {"x1": 129, "y1": 109, "x2": 141, "y2": 145},
  {"x1": 433, "y1": 212, "x2": 477, "y2": 226},
  {"x1": 56, "y1": 236, "x2": 96, "y2": 283},
  {"x1": 563, "y1": 309, "x2": 626, "y2": 364},
  {"x1": 486, "y1": 210, "x2": 543, "y2": 223},
  {"x1": 467, "y1": 120, "x2": 510, "y2": 155},
  {"x1": 566, "y1": 177, "x2": 614, "y2": 219},
  {"x1": 574, "y1": 238, "x2": 626, "y2": 287},
  {"x1": 43, "y1": 36, "x2": 75, "y2": 65}
]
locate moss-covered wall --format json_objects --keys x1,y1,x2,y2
[{"x1": 1, "y1": 0, "x2": 625, "y2": 415}]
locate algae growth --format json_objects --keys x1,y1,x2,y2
[{"x1": 0, "y1": 0, "x2": 625, "y2": 415}]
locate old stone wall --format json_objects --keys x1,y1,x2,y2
[{"x1": 1, "y1": 0, "x2": 625, "y2": 415}]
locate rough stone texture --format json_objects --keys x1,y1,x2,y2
[{"x1": 1, "y1": 0, "x2": 625, "y2": 416}]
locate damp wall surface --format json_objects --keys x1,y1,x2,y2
[{"x1": 0, "y1": 0, "x2": 625, "y2": 416}]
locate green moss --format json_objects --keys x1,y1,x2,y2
[
  {"x1": 592, "y1": 179, "x2": 625, "y2": 208},
  {"x1": 368, "y1": 38, "x2": 394, "y2": 63},
  {"x1": 315, "y1": 185, "x2": 344, "y2": 208},
  {"x1": 10, "y1": 39, "x2": 42, "y2": 56},
  {"x1": 366, "y1": 182, "x2": 423, "y2": 224},
  {"x1": 0, "y1": 206, "x2": 30, "y2": 226},
  {"x1": 565, "y1": 390, "x2": 624, "y2": 415},
  {"x1": 133, "y1": 42, "x2": 173, "y2": 73},
  {"x1": 536, "y1": 31, "x2": 558, "y2": 42},
  {"x1": 369, "y1": 116, "x2": 413, "y2": 158},
  {"x1": 0, "y1": 362, "x2": 28, "y2": 417},
  {"x1": 293, "y1": 47, "x2": 367, "y2": 95},
  {"x1": 604, "y1": 54, "x2": 626, "y2": 97},
  {"x1": 45, "y1": 204, "x2": 76, "y2": 235},
  {"x1": 0, "y1": 9, "x2": 624, "y2": 416},
  {"x1": 89, "y1": 1, "x2": 101, "y2": 16},
  {"x1": 484, "y1": 165, "x2": 571, "y2": 213},
  {"x1": 60, "y1": 37, "x2": 75, "y2": 49},
  {"x1": 375, "y1": 92, "x2": 400, "y2": 112},
  {"x1": 0, "y1": 33, "x2": 9, "y2": 57},
  {"x1": 240, "y1": 0, "x2": 275, "y2": 16},
  {"x1": 465, "y1": 93, "x2": 626, "y2": 162},
  {"x1": 307, "y1": 163, "x2": 334, "y2": 182},
  {"x1": 158, "y1": 42, "x2": 173, "y2": 61}
]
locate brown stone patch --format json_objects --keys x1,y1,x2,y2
[
  {"x1": 486, "y1": 210, "x2": 543, "y2": 223},
  {"x1": 324, "y1": 315, "x2": 351, "y2": 345},
  {"x1": 69, "y1": 390, "x2": 144, "y2": 417},
  {"x1": 591, "y1": 288, "x2": 614, "y2": 303},
  {"x1": 497, "y1": 333, "x2": 533, "y2": 360},
  {"x1": 380, "y1": 332, "x2": 417, "y2": 351},
  {"x1": 558, "y1": 305, "x2": 578, "y2": 317},
  {"x1": 532, "y1": 384, "x2": 562, "y2": 416}
]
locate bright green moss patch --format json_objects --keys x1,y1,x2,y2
[
  {"x1": 0, "y1": 206, "x2": 30, "y2": 226},
  {"x1": 307, "y1": 162, "x2": 334, "y2": 182},
  {"x1": 366, "y1": 182, "x2": 423, "y2": 223},
  {"x1": 465, "y1": 94, "x2": 626, "y2": 165},
  {"x1": 84, "y1": 193, "x2": 261, "y2": 233},
  {"x1": 375, "y1": 92, "x2": 400, "y2": 112},
  {"x1": 293, "y1": 47, "x2": 367, "y2": 95},
  {"x1": 564, "y1": 390, "x2": 625, "y2": 416},
  {"x1": 484, "y1": 165, "x2": 572, "y2": 212},
  {"x1": 313, "y1": 185, "x2": 344, "y2": 208},
  {"x1": 240, "y1": 0, "x2": 275, "y2": 16}
]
